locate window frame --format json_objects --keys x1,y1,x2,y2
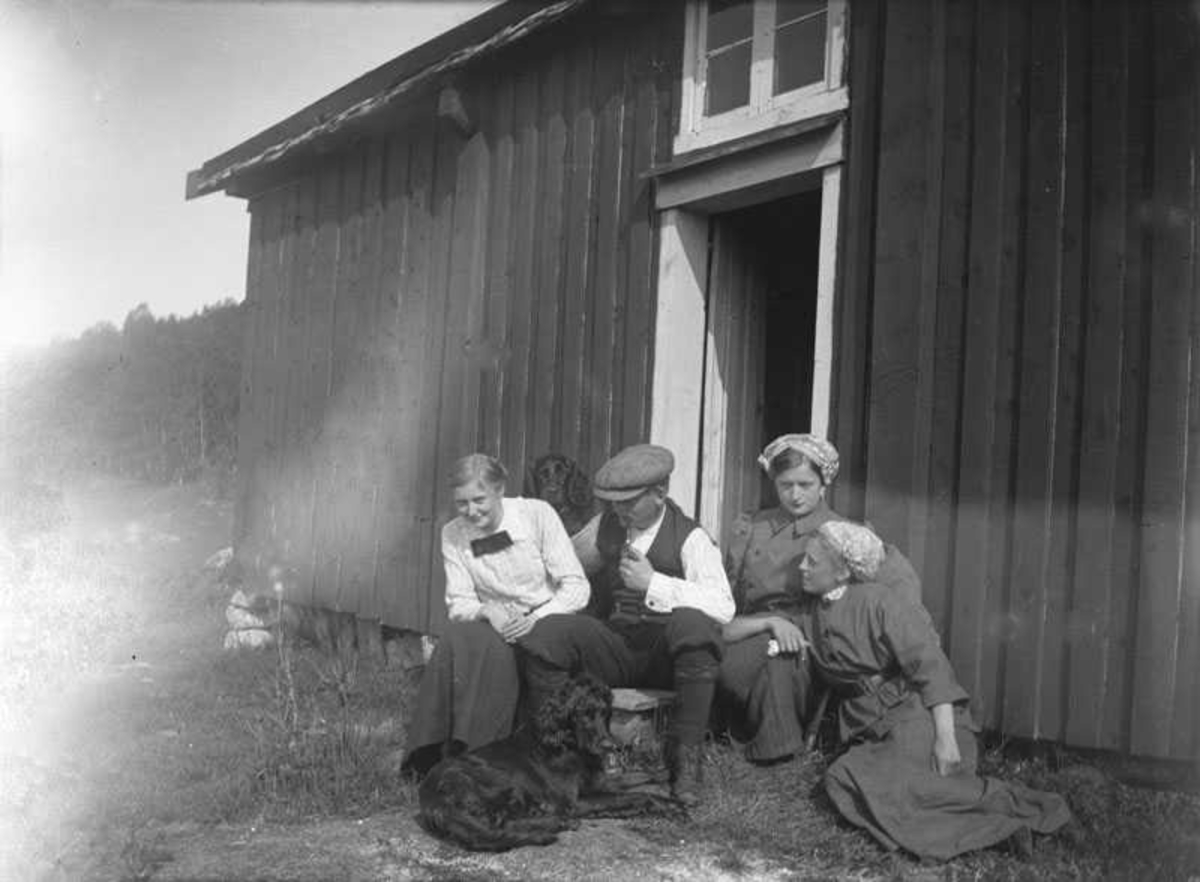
[{"x1": 676, "y1": 0, "x2": 848, "y2": 154}]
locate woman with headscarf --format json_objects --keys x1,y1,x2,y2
[
  {"x1": 716, "y1": 434, "x2": 922, "y2": 763},
  {"x1": 402, "y1": 454, "x2": 590, "y2": 776},
  {"x1": 804, "y1": 520, "x2": 1072, "y2": 860}
]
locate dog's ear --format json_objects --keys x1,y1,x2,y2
[
  {"x1": 565, "y1": 459, "x2": 593, "y2": 509},
  {"x1": 533, "y1": 686, "x2": 575, "y2": 751},
  {"x1": 523, "y1": 458, "x2": 541, "y2": 498}
]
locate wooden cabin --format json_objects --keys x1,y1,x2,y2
[{"x1": 188, "y1": 0, "x2": 1199, "y2": 763}]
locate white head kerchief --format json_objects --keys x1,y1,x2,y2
[
  {"x1": 757, "y1": 434, "x2": 840, "y2": 484},
  {"x1": 817, "y1": 521, "x2": 885, "y2": 583}
]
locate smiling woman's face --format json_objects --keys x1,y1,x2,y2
[{"x1": 453, "y1": 479, "x2": 505, "y2": 533}]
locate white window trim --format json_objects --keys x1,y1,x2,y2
[{"x1": 676, "y1": 0, "x2": 848, "y2": 155}]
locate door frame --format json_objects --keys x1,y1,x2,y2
[{"x1": 649, "y1": 134, "x2": 843, "y2": 534}]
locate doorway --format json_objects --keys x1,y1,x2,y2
[{"x1": 697, "y1": 188, "x2": 823, "y2": 541}]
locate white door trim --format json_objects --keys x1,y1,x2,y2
[
  {"x1": 649, "y1": 208, "x2": 710, "y2": 518},
  {"x1": 650, "y1": 165, "x2": 842, "y2": 525},
  {"x1": 810, "y1": 164, "x2": 841, "y2": 440}
]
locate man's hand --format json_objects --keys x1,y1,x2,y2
[
  {"x1": 767, "y1": 617, "x2": 810, "y2": 655},
  {"x1": 618, "y1": 546, "x2": 654, "y2": 593},
  {"x1": 500, "y1": 613, "x2": 537, "y2": 644}
]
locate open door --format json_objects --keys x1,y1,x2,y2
[
  {"x1": 698, "y1": 189, "x2": 822, "y2": 543},
  {"x1": 649, "y1": 153, "x2": 841, "y2": 539}
]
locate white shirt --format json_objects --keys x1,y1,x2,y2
[
  {"x1": 442, "y1": 497, "x2": 590, "y2": 622},
  {"x1": 572, "y1": 506, "x2": 735, "y2": 625}
]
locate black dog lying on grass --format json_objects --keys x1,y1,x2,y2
[{"x1": 417, "y1": 673, "x2": 686, "y2": 851}]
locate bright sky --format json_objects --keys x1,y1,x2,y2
[{"x1": 0, "y1": 0, "x2": 498, "y2": 355}]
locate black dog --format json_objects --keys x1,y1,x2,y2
[
  {"x1": 417, "y1": 674, "x2": 686, "y2": 851},
  {"x1": 526, "y1": 453, "x2": 595, "y2": 537}
]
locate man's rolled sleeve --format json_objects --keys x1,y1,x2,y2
[{"x1": 643, "y1": 528, "x2": 735, "y2": 624}]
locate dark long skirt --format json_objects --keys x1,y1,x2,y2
[
  {"x1": 403, "y1": 621, "x2": 519, "y2": 773},
  {"x1": 824, "y1": 710, "x2": 1072, "y2": 860},
  {"x1": 716, "y1": 631, "x2": 815, "y2": 762}
]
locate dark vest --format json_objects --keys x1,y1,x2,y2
[{"x1": 591, "y1": 498, "x2": 699, "y2": 624}]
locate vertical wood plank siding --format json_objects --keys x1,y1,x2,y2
[
  {"x1": 234, "y1": 10, "x2": 679, "y2": 637},
  {"x1": 229, "y1": 0, "x2": 1197, "y2": 759},
  {"x1": 835, "y1": 0, "x2": 1200, "y2": 759}
]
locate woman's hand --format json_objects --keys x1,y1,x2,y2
[
  {"x1": 933, "y1": 733, "x2": 962, "y2": 775},
  {"x1": 930, "y1": 703, "x2": 962, "y2": 775},
  {"x1": 768, "y1": 617, "x2": 810, "y2": 655},
  {"x1": 480, "y1": 603, "x2": 513, "y2": 635},
  {"x1": 500, "y1": 613, "x2": 537, "y2": 644}
]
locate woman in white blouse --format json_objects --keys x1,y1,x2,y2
[{"x1": 402, "y1": 454, "x2": 590, "y2": 775}]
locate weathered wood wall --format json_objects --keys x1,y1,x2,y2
[
  {"x1": 229, "y1": 0, "x2": 1197, "y2": 761},
  {"x1": 834, "y1": 0, "x2": 1200, "y2": 760},
  {"x1": 234, "y1": 7, "x2": 680, "y2": 635}
]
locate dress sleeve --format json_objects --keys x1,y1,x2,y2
[
  {"x1": 877, "y1": 545, "x2": 925, "y2": 609},
  {"x1": 643, "y1": 527, "x2": 736, "y2": 624},
  {"x1": 528, "y1": 500, "x2": 591, "y2": 619},
  {"x1": 875, "y1": 590, "x2": 967, "y2": 708},
  {"x1": 442, "y1": 527, "x2": 483, "y2": 622}
]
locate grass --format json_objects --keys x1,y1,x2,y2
[
  {"x1": 3, "y1": 474, "x2": 1199, "y2": 880},
  {"x1": 641, "y1": 732, "x2": 1200, "y2": 881}
]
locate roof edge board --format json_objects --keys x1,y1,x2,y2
[{"x1": 186, "y1": 0, "x2": 590, "y2": 200}]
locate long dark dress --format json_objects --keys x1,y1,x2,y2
[
  {"x1": 717, "y1": 503, "x2": 924, "y2": 761},
  {"x1": 403, "y1": 621, "x2": 521, "y2": 772},
  {"x1": 810, "y1": 582, "x2": 1071, "y2": 860}
]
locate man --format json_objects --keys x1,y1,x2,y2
[{"x1": 520, "y1": 444, "x2": 735, "y2": 804}]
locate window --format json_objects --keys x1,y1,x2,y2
[{"x1": 677, "y1": 0, "x2": 847, "y2": 154}]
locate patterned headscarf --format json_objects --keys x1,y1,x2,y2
[
  {"x1": 757, "y1": 434, "x2": 841, "y2": 485},
  {"x1": 817, "y1": 521, "x2": 885, "y2": 583}
]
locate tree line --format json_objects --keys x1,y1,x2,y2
[{"x1": 1, "y1": 300, "x2": 243, "y2": 488}]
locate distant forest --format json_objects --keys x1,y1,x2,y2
[{"x1": 1, "y1": 300, "x2": 242, "y2": 488}]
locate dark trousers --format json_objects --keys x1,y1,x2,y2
[
  {"x1": 519, "y1": 608, "x2": 723, "y2": 746},
  {"x1": 716, "y1": 630, "x2": 816, "y2": 761}
]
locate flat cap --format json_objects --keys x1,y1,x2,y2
[{"x1": 593, "y1": 444, "x2": 674, "y2": 501}]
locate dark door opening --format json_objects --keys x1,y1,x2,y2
[{"x1": 700, "y1": 188, "x2": 822, "y2": 537}]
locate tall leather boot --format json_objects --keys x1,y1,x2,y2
[
  {"x1": 664, "y1": 738, "x2": 704, "y2": 806},
  {"x1": 668, "y1": 651, "x2": 716, "y2": 805}
]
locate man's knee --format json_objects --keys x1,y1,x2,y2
[
  {"x1": 521, "y1": 613, "x2": 605, "y2": 667},
  {"x1": 664, "y1": 607, "x2": 722, "y2": 657}
]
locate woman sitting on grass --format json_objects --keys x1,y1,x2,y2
[
  {"x1": 717, "y1": 434, "x2": 923, "y2": 765},
  {"x1": 801, "y1": 520, "x2": 1072, "y2": 861},
  {"x1": 402, "y1": 454, "x2": 590, "y2": 776}
]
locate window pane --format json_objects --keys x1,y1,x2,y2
[
  {"x1": 707, "y1": 41, "x2": 752, "y2": 114},
  {"x1": 706, "y1": 0, "x2": 752, "y2": 50},
  {"x1": 774, "y1": 14, "x2": 826, "y2": 94},
  {"x1": 776, "y1": 0, "x2": 825, "y2": 26}
]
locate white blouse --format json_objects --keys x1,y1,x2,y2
[{"x1": 441, "y1": 496, "x2": 590, "y2": 622}]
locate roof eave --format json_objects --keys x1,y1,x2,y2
[{"x1": 185, "y1": 0, "x2": 590, "y2": 200}]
